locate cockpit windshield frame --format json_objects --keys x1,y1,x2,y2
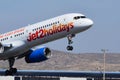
[{"x1": 73, "y1": 16, "x2": 86, "y2": 20}]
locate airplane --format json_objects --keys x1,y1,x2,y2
[{"x1": 0, "y1": 13, "x2": 93, "y2": 75}]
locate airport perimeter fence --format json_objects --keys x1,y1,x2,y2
[{"x1": 1, "y1": 76, "x2": 120, "y2": 80}]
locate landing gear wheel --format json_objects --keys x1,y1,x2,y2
[
  {"x1": 5, "y1": 70, "x2": 12, "y2": 75},
  {"x1": 11, "y1": 68, "x2": 17, "y2": 73},
  {"x1": 5, "y1": 68, "x2": 17, "y2": 75},
  {"x1": 67, "y1": 46, "x2": 73, "y2": 51}
]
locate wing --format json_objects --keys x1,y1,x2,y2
[
  {"x1": 0, "y1": 42, "x2": 12, "y2": 53},
  {"x1": 0, "y1": 40, "x2": 27, "y2": 60}
]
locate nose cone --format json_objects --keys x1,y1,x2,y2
[
  {"x1": 81, "y1": 18, "x2": 93, "y2": 31},
  {"x1": 87, "y1": 19, "x2": 93, "y2": 27}
]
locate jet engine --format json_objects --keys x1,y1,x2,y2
[
  {"x1": 0, "y1": 43, "x2": 4, "y2": 53},
  {"x1": 25, "y1": 47, "x2": 51, "y2": 63}
]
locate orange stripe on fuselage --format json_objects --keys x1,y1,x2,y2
[{"x1": 0, "y1": 28, "x2": 25, "y2": 39}]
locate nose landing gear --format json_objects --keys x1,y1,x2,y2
[
  {"x1": 67, "y1": 45, "x2": 73, "y2": 51},
  {"x1": 66, "y1": 34, "x2": 75, "y2": 51}
]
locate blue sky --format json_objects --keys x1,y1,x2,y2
[{"x1": 0, "y1": 0, "x2": 120, "y2": 53}]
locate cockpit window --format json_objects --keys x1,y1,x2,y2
[
  {"x1": 73, "y1": 16, "x2": 86, "y2": 20},
  {"x1": 81, "y1": 16, "x2": 86, "y2": 18},
  {"x1": 74, "y1": 16, "x2": 80, "y2": 20}
]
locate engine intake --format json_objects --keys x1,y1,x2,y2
[{"x1": 25, "y1": 47, "x2": 51, "y2": 63}]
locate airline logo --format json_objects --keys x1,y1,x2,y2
[{"x1": 27, "y1": 22, "x2": 74, "y2": 41}]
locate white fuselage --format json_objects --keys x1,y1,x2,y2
[{"x1": 0, "y1": 13, "x2": 93, "y2": 60}]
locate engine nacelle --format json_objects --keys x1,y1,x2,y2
[
  {"x1": 0, "y1": 43, "x2": 4, "y2": 53},
  {"x1": 25, "y1": 47, "x2": 51, "y2": 63}
]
